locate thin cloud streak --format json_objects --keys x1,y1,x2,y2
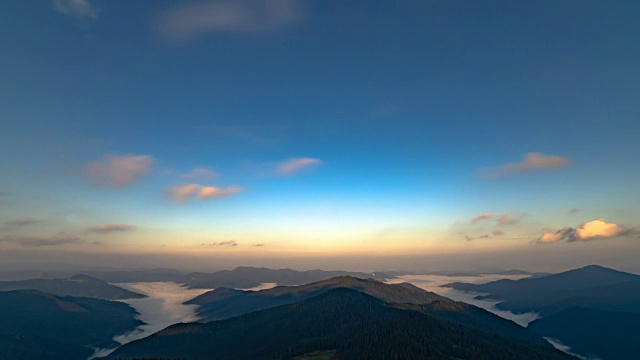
[
  {"x1": 87, "y1": 224, "x2": 136, "y2": 234},
  {"x1": 5, "y1": 218, "x2": 39, "y2": 226},
  {"x1": 0, "y1": 235, "x2": 83, "y2": 247},
  {"x1": 275, "y1": 157, "x2": 322, "y2": 176},
  {"x1": 479, "y1": 152, "x2": 570, "y2": 178},
  {"x1": 85, "y1": 155, "x2": 154, "y2": 187},
  {"x1": 157, "y1": 0, "x2": 306, "y2": 42},
  {"x1": 471, "y1": 213, "x2": 494, "y2": 223},
  {"x1": 165, "y1": 184, "x2": 242, "y2": 203},
  {"x1": 53, "y1": 0, "x2": 98, "y2": 20}
]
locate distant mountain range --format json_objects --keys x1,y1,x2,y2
[
  {"x1": 107, "y1": 288, "x2": 573, "y2": 360},
  {"x1": 0, "y1": 289, "x2": 141, "y2": 360},
  {"x1": 0, "y1": 274, "x2": 145, "y2": 300},
  {"x1": 442, "y1": 264, "x2": 640, "y2": 359},
  {"x1": 77, "y1": 266, "x2": 391, "y2": 289}
]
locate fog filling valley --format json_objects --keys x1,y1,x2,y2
[
  {"x1": 90, "y1": 282, "x2": 211, "y2": 359},
  {"x1": 386, "y1": 274, "x2": 540, "y2": 327}
]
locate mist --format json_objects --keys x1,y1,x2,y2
[
  {"x1": 387, "y1": 274, "x2": 540, "y2": 327},
  {"x1": 90, "y1": 282, "x2": 210, "y2": 359}
]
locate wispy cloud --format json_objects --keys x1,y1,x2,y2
[
  {"x1": 479, "y1": 152, "x2": 571, "y2": 178},
  {"x1": 496, "y1": 211, "x2": 526, "y2": 225},
  {"x1": 53, "y1": 0, "x2": 98, "y2": 20},
  {"x1": 182, "y1": 168, "x2": 219, "y2": 182},
  {"x1": 201, "y1": 240, "x2": 238, "y2": 247},
  {"x1": 251, "y1": 243, "x2": 265, "y2": 247},
  {"x1": 492, "y1": 230, "x2": 505, "y2": 236},
  {"x1": 464, "y1": 234, "x2": 490, "y2": 241},
  {"x1": 0, "y1": 234, "x2": 83, "y2": 247},
  {"x1": 165, "y1": 183, "x2": 242, "y2": 203},
  {"x1": 470, "y1": 213, "x2": 494, "y2": 223},
  {"x1": 157, "y1": 0, "x2": 306, "y2": 42},
  {"x1": 536, "y1": 219, "x2": 634, "y2": 244},
  {"x1": 275, "y1": 157, "x2": 322, "y2": 176},
  {"x1": 85, "y1": 155, "x2": 154, "y2": 187},
  {"x1": 87, "y1": 224, "x2": 136, "y2": 234},
  {"x1": 5, "y1": 218, "x2": 39, "y2": 227}
]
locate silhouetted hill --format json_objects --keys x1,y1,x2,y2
[
  {"x1": 499, "y1": 278, "x2": 640, "y2": 315},
  {"x1": 188, "y1": 276, "x2": 447, "y2": 320},
  {"x1": 442, "y1": 265, "x2": 639, "y2": 314},
  {"x1": 188, "y1": 276, "x2": 547, "y2": 346},
  {"x1": 528, "y1": 307, "x2": 640, "y2": 360},
  {"x1": 0, "y1": 274, "x2": 145, "y2": 300},
  {"x1": 107, "y1": 289, "x2": 574, "y2": 360},
  {"x1": 0, "y1": 290, "x2": 142, "y2": 360}
]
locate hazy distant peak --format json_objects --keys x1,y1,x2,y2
[{"x1": 69, "y1": 274, "x2": 103, "y2": 282}]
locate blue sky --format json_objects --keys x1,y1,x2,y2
[{"x1": 1, "y1": 0, "x2": 639, "y2": 271}]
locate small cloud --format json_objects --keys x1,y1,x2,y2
[
  {"x1": 573, "y1": 218, "x2": 627, "y2": 241},
  {"x1": 492, "y1": 230, "x2": 505, "y2": 236},
  {"x1": 275, "y1": 157, "x2": 322, "y2": 176},
  {"x1": 87, "y1": 224, "x2": 136, "y2": 234},
  {"x1": 53, "y1": 0, "x2": 98, "y2": 20},
  {"x1": 85, "y1": 155, "x2": 154, "y2": 187},
  {"x1": 157, "y1": 0, "x2": 306, "y2": 42},
  {"x1": 0, "y1": 234, "x2": 83, "y2": 247},
  {"x1": 201, "y1": 240, "x2": 238, "y2": 247},
  {"x1": 569, "y1": 208, "x2": 581, "y2": 214},
  {"x1": 479, "y1": 152, "x2": 570, "y2": 178},
  {"x1": 182, "y1": 168, "x2": 219, "y2": 182},
  {"x1": 165, "y1": 184, "x2": 242, "y2": 203},
  {"x1": 251, "y1": 243, "x2": 265, "y2": 247},
  {"x1": 464, "y1": 234, "x2": 490, "y2": 241},
  {"x1": 536, "y1": 219, "x2": 633, "y2": 244},
  {"x1": 496, "y1": 211, "x2": 526, "y2": 225},
  {"x1": 5, "y1": 218, "x2": 38, "y2": 227},
  {"x1": 199, "y1": 185, "x2": 242, "y2": 200},
  {"x1": 536, "y1": 227, "x2": 575, "y2": 244},
  {"x1": 470, "y1": 213, "x2": 494, "y2": 223}
]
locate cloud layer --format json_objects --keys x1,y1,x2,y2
[
  {"x1": 536, "y1": 219, "x2": 632, "y2": 244},
  {"x1": 480, "y1": 152, "x2": 570, "y2": 178},
  {"x1": 87, "y1": 224, "x2": 136, "y2": 234},
  {"x1": 201, "y1": 240, "x2": 238, "y2": 247},
  {"x1": 157, "y1": 0, "x2": 305, "y2": 42},
  {"x1": 85, "y1": 155, "x2": 154, "y2": 187},
  {"x1": 471, "y1": 213, "x2": 494, "y2": 223},
  {"x1": 0, "y1": 235, "x2": 82, "y2": 247},
  {"x1": 165, "y1": 184, "x2": 242, "y2": 203},
  {"x1": 275, "y1": 157, "x2": 322, "y2": 176}
]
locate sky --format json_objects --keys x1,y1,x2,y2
[{"x1": 1, "y1": 0, "x2": 639, "y2": 272}]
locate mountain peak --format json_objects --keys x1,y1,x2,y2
[{"x1": 69, "y1": 274, "x2": 103, "y2": 282}]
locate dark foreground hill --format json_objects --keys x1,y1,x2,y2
[
  {"x1": 0, "y1": 290, "x2": 142, "y2": 360},
  {"x1": 188, "y1": 276, "x2": 546, "y2": 346},
  {"x1": 107, "y1": 288, "x2": 573, "y2": 360},
  {"x1": 528, "y1": 307, "x2": 640, "y2": 360},
  {"x1": 0, "y1": 274, "x2": 145, "y2": 300}
]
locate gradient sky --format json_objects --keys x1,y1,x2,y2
[{"x1": 1, "y1": 0, "x2": 639, "y2": 272}]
